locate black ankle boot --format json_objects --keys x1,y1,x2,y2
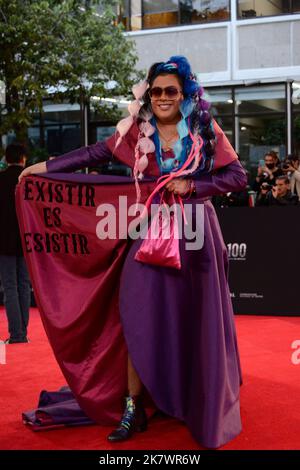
[{"x1": 107, "y1": 395, "x2": 147, "y2": 442}]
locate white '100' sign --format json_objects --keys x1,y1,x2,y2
[{"x1": 227, "y1": 243, "x2": 247, "y2": 259}]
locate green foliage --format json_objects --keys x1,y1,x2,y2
[
  {"x1": 263, "y1": 119, "x2": 285, "y2": 146},
  {"x1": 0, "y1": 0, "x2": 140, "y2": 144},
  {"x1": 26, "y1": 146, "x2": 49, "y2": 165}
]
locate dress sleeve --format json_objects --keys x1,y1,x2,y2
[
  {"x1": 46, "y1": 141, "x2": 112, "y2": 173},
  {"x1": 192, "y1": 160, "x2": 248, "y2": 198}
]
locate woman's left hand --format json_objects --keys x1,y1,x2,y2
[{"x1": 165, "y1": 178, "x2": 191, "y2": 195}]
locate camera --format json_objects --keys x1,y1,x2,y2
[{"x1": 261, "y1": 182, "x2": 272, "y2": 191}]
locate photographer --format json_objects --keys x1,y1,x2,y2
[
  {"x1": 281, "y1": 154, "x2": 300, "y2": 201},
  {"x1": 252, "y1": 151, "x2": 283, "y2": 194},
  {"x1": 256, "y1": 175, "x2": 298, "y2": 206}
]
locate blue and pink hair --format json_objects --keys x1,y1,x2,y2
[
  {"x1": 114, "y1": 56, "x2": 216, "y2": 202},
  {"x1": 142, "y1": 56, "x2": 216, "y2": 174}
]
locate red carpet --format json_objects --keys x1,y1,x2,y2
[{"x1": 0, "y1": 307, "x2": 299, "y2": 450}]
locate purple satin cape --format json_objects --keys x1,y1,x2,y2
[
  {"x1": 17, "y1": 126, "x2": 247, "y2": 448},
  {"x1": 22, "y1": 387, "x2": 94, "y2": 431}
]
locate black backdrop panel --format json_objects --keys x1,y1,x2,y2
[
  {"x1": 216, "y1": 207, "x2": 300, "y2": 316},
  {"x1": 1, "y1": 207, "x2": 299, "y2": 315}
]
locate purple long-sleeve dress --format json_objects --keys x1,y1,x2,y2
[{"x1": 41, "y1": 134, "x2": 247, "y2": 448}]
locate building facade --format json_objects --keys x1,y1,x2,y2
[
  {"x1": 27, "y1": 0, "x2": 300, "y2": 174},
  {"x1": 124, "y1": 0, "x2": 300, "y2": 171}
]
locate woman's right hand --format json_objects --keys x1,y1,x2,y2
[{"x1": 18, "y1": 161, "x2": 47, "y2": 183}]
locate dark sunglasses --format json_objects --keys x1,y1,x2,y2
[{"x1": 149, "y1": 86, "x2": 182, "y2": 99}]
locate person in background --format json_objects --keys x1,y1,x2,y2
[
  {"x1": 212, "y1": 169, "x2": 250, "y2": 207},
  {"x1": 269, "y1": 149, "x2": 280, "y2": 168},
  {"x1": 0, "y1": 144, "x2": 31, "y2": 343},
  {"x1": 256, "y1": 175, "x2": 298, "y2": 206},
  {"x1": 282, "y1": 154, "x2": 300, "y2": 201},
  {"x1": 252, "y1": 151, "x2": 283, "y2": 194}
]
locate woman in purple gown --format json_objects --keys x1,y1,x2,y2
[{"x1": 19, "y1": 56, "x2": 247, "y2": 448}]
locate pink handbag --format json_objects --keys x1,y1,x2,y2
[
  {"x1": 134, "y1": 191, "x2": 182, "y2": 270},
  {"x1": 134, "y1": 125, "x2": 203, "y2": 270}
]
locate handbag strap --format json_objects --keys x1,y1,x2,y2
[
  {"x1": 140, "y1": 123, "x2": 203, "y2": 220},
  {"x1": 158, "y1": 190, "x2": 188, "y2": 226}
]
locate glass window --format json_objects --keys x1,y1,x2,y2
[
  {"x1": 94, "y1": 125, "x2": 131, "y2": 176},
  {"x1": 179, "y1": 0, "x2": 230, "y2": 24},
  {"x1": 294, "y1": 0, "x2": 300, "y2": 12},
  {"x1": 205, "y1": 87, "x2": 234, "y2": 144},
  {"x1": 43, "y1": 102, "x2": 81, "y2": 124},
  {"x1": 214, "y1": 115, "x2": 234, "y2": 144},
  {"x1": 28, "y1": 127, "x2": 41, "y2": 148},
  {"x1": 238, "y1": 115, "x2": 286, "y2": 166},
  {"x1": 96, "y1": 126, "x2": 116, "y2": 141},
  {"x1": 292, "y1": 81, "x2": 300, "y2": 155},
  {"x1": 27, "y1": 102, "x2": 81, "y2": 158},
  {"x1": 45, "y1": 125, "x2": 81, "y2": 154},
  {"x1": 237, "y1": 0, "x2": 300, "y2": 19},
  {"x1": 141, "y1": 0, "x2": 230, "y2": 29},
  {"x1": 130, "y1": 0, "x2": 143, "y2": 30},
  {"x1": 115, "y1": 1, "x2": 231, "y2": 30},
  {"x1": 203, "y1": 84, "x2": 288, "y2": 174},
  {"x1": 235, "y1": 85, "x2": 286, "y2": 114},
  {"x1": 235, "y1": 85, "x2": 286, "y2": 176},
  {"x1": 115, "y1": 0, "x2": 130, "y2": 30},
  {"x1": 205, "y1": 88, "x2": 233, "y2": 115},
  {"x1": 116, "y1": 0, "x2": 142, "y2": 31},
  {"x1": 143, "y1": 0, "x2": 179, "y2": 29}
]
